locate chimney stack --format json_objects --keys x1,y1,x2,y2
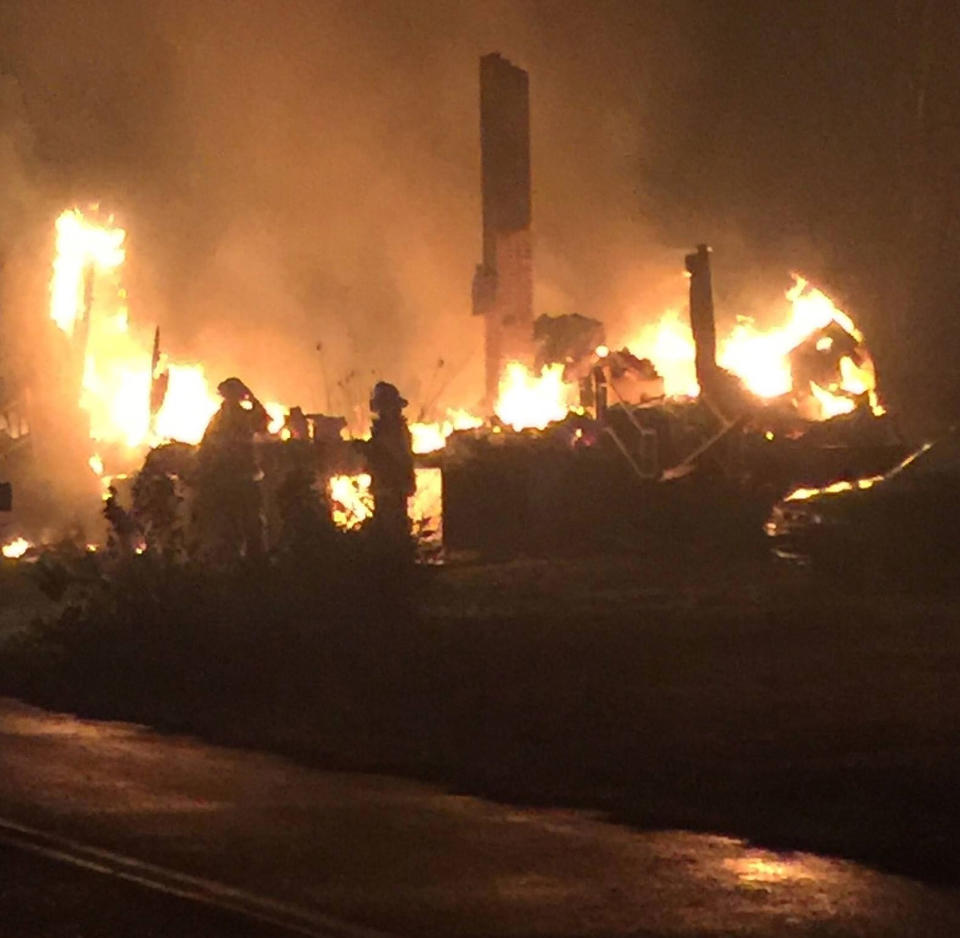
[{"x1": 472, "y1": 53, "x2": 534, "y2": 408}]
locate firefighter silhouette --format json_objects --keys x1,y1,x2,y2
[
  {"x1": 196, "y1": 377, "x2": 269, "y2": 562},
  {"x1": 366, "y1": 382, "x2": 415, "y2": 543}
]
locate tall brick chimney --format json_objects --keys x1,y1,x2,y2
[{"x1": 472, "y1": 52, "x2": 534, "y2": 408}]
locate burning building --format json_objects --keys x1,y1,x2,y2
[{"x1": 0, "y1": 54, "x2": 907, "y2": 563}]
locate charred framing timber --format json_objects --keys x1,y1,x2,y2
[
  {"x1": 684, "y1": 244, "x2": 752, "y2": 428},
  {"x1": 472, "y1": 53, "x2": 534, "y2": 407},
  {"x1": 593, "y1": 364, "x2": 608, "y2": 421},
  {"x1": 149, "y1": 326, "x2": 169, "y2": 417}
]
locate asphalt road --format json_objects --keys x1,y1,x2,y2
[
  {"x1": 2, "y1": 698, "x2": 960, "y2": 937},
  {"x1": 0, "y1": 842, "x2": 296, "y2": 937}
]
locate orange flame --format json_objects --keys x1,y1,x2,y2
[
  {"x1": 494, "y1": 361, "x2": 573, "y2": 431},
  {"x1": 328, "y1": 473, "x2": 373, "y2": 529},
  {"x1": 50, "y1": 209, "x2": 126, "y2": 336},
  {"x1": 152, "y1": 364, "x2": 221, "y2": 444},
  {"x1": 625, "y1": 309, "x2": 699, "y2": 397},
  {"x1": 625, "y1": 275, "x2": 884, "y2": 419},
  {"x1": 410, "y1": 409, "x2": 484, "y2": 454},
  {"x1": 48, "y1": 208, "x2": 291, "y2": 456}
]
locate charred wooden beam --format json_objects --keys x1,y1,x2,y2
[{"x1": 685, "y1": 243, "x2": 717, "y2": 395}]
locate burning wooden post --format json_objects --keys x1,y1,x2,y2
[{"x1": 472, "y1": 52, "x2": 534, "y2": 408}]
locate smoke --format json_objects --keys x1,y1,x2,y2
[
  {"x1": 0, "y1": 0, "x2": 709, "y2": 420},
  {"x1": 1, "y1": 0, "x2": 956, "y2": 437}
]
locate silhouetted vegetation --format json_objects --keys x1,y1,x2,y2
[{"x1": 0, "y1": 460, "x2": 419, "y2": 729}]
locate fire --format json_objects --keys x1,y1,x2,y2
[
  {"x1": 328, "y1": 468, "x2": 443, "y2": 542},
  {"x1": 719, "y1": 320, "x2": 795, "y2": 398},
  {"x1": 2, "y1": 537, "x2": 31, "y2": 559},
  {"x1": 626, "y1": 275, "x2": 884, "y2": 419},
  {"x1": 264, "y1": 402, "x2": 287, "y2": 435},
  {"x1": 152, "y1": 364, "x2": 221, "y2": 444},
  {"x1": 410, "y1": 467, "x2": 442, "y2": 532},
  {"x1": 494, "y1": 361, "x2": 573, "y2": 431},
  {"x1": 50, "y1": 209, "x2": 126, "y2": 335},
  {"x1": 785, "y1": 474, "x2": 882, "y2": 502},
  {"x1": 48, "y1": 208, "x2": 290, "y2": 456},
  {"x1": 809, "y1": 380, "x2": 855, "y2": 419},
  {"x1": 50, "y1": 209, "x2": 152, "y2": 449},
  {"x1": 410, "y1": 409, "x2": 484, "y2": 454},
  {"x1": 626, "y1": 309, "x2": 699, "y2": 397},
  {"x1": 50, "y1": 210, "x2": 156, "y2": 447},
  {"x1": 783, "y1": 442, "x2": 932, "y2": 502},
  {"x1": 328, "y1": 473, "x2": 373, "y2": 530}
]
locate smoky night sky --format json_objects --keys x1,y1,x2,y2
[{"x1": 0, "y1": 0, "x2": 958, "y2": 429}]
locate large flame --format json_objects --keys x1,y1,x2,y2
[
  {"x1": 494, "y1": 362, "x2": 573, "y2": 431},
  {"x1": 50, "y1": 210, "x2": 126, "y2": 336},
  {"x1": 48, "y1": 208, "x2": 278, "y2": 451},
  {"x1": 625, "y1": 275, "x2": 883, "y2": 419},
  {"x1": 47, "y1": 208, "x2": 452, "y2": 541},
  {"x1": 623, "y1": 309, "x2": 699, "y2": 397},
  {"x1": 51, "y1": 210, "x2": 153, "y2": 447},
  {"x1": 152, "y1": 364, "x2": 221, "y2": 444}
]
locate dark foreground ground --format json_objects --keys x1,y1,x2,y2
[
  {"x1": 1, "y1": 551, "x2": 958, "y2": 886},
  {"x1": 0, "y1": 844, "x2": 289, "y2": 937},
  {"x1": 410, "y1": 555, "x2": 960, "y2": 885}
]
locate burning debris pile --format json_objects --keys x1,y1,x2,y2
[{"x1": 439, "y1": 245, "x2": 899, "y2": 555}]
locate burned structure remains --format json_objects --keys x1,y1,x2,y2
[
  {"x1": 442, "y1": 52, "x2": 905, "y2": 557},
  {"x1": 0, "y1": 53, "x2": 913, "y2": 562}
]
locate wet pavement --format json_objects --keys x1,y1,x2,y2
[
  {"x1": 0, "y1": 842, "x2": 296, "y2": 938},
  {"x1": 1, "y1": 697, "x2": 959, "y2": 937}
]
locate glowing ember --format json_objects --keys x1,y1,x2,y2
[
  {"x1": 2, "y1": 537, "x2": 31, "y2": 559},
  {"x1": 494, "y1": 362, "x2": 573, "y2": 431},
  {"x1": 785, "y1": 474, "x2": 884, "y2": 502},
  {"x1": 410, "y1": 409, "x2": 484, "y2": 454},
  {"x1": 809, "y1": 380, "x2": 855, "y2": 419},
  {"x1": 328, "y1": 473, "x2": 373, "y2": 530},
  {"x1": 783, "y1": 442, "x2": 932, "y2": 502}
]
